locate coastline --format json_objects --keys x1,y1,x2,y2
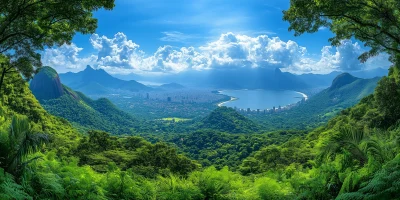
[
  {"x1": 217, "y1": 96, "x2": 238, "y2": 107},
  {"x1": 296, "y1": 91, "x2": 308, "y2": 101},
  {"x1": 216, "y1": 90, "x2": 308, "y2": 110}
]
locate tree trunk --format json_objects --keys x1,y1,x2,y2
[{"x1": 0, "y1": 66, "x2": 6, "y2": 94}]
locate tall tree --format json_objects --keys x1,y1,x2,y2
[
  {"x1": 283, "y1": 0, "x2": 400, "y2": 64},
  {"x1": 0, "y1": 0, "x2": 115, "y2": 92}
]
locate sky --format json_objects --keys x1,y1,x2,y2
[{"x1": 42, "y1": 0, "x2": 392, "y2": 75}]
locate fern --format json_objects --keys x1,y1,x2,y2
[
  {"x1": 0, "y1": 168, "x2": 32, "y2": 200},
  {"x1": 337, "y1": 155, "x2": 400, "y2": 199}
]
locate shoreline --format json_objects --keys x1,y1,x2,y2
[
  {"x1": 217, "y1": 96, "x2": 238, "y2": 107},
  {"x1": 216, "y1": 90, "x2": 308, "y2": 110},
  {"x1": 295, "y1": 91, "x2": 308, "y2": 101}
]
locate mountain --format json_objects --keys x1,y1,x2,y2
[
  {"x1": 251, "y1": 73, "x2": 381, "y2": 130},
  {"x1": 351, "y1": 67, "x2": 388, "y2": 79},
  {"x1": 200, "y1": 106, "x2": 260, "y2": 133},
  {"x1": 297, "y1": 71, "x2": 342, "y2": 87},
  {"x1": 330, "y1": 73, "x2": 360, "y2": 90},
  {"x1": 125, "y1": 68, "x2": 310, "y2": 90},
  {"x1": 158, "y1": 82, "x2": 186, "y2": 90},
  {"x1": 30, "y1": 67, "x2": 140, "y2": 135},
  {"x1": 30, "y1": 66, "x2": 65, "y2": 100},
  {"x1": 297, "y1": 68, "x2": 388, "y2": 88},
  {"x1": 59, "y1": 66, "x2": 151, "y2": 95}
]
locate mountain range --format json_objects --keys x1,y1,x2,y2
[
  {"x1": 30, "y1": 66, "x2": 140, "y2": 134},
  {"x1": 114, "y1": 68, "x2": 310, "y2": 90},
  {"x1": 59, "y1": 66, "x2": 151, "y2": 95},
  {"x1": 113, "y1": 67, "x2": 388, "y2": 89}
]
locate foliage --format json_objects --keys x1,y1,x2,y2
[
  {"x1": 0, "y1": 0, "x2": 115, "y2": 91},
  {"x1": 163, "y1": 129, "x2": 306, "y2": 171},
  {"x1": 75, "y1": 130, "x2": 199, "y2": 177},
  {"x1": 283, "y1": 0, "x2": 400, "y2": 63},
  {"x1": 0, "y1": 115, "x2": 48, "y2": 177},
  {"x1": 201, "y1": 107, "x2": 260, "y2": 133},
  {"x1": 41, "y1": 90, "x2": 141, "y2": 135}
]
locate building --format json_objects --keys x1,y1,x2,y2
[{"x1": 167, "y1": 97, "x2": 172, "y2": 102}]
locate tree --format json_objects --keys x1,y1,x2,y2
[
  {"x1": 283, "y1": 0, "x2": 400, "y2": 63},
  {"x1": 374, "y1": 76, "x2": 400, "y2": 126},
  {"x1": 0, "y1": 0, "x2": 115, "y2": 92},
  {"x1": 0, "y1": 115, "x2": 49, "y2": 177},
  {"x1": 319, "y1": 128, "x2": 384, "y2": 169}
]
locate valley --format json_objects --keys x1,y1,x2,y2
[{"x1": 1, "y1": 1, "x2": 399, "y2": 200}]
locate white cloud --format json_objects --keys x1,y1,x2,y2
[
  {"x1": 199, "y1": 32, "x2": 307, "y2": 69},
  {"x1": 285, "y1": 40, "x2": 391, "y2": 74},
  {"x1": 42, "y1": 32, "x2": 392, "y2": 75},
  {"x1": 42, "y1": 43, "x2": 97, "y2": 73}
]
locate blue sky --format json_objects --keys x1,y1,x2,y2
[{"x1": 42, "y1": 0, "x2": 391, "y2": 75}]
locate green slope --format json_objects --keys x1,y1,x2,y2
[
  {"x1": 200, "y1": 106, "x2": 260, "y2": 133},
  {"x1": 251, "y1": 73, "x2": 381, "y2": 130},
  {"x1": 30, "y1": 67, "x2": 140, "y2": 135}
]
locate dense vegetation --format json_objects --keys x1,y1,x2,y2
[
  {"x1": 200, "y1": 107, "x2": 260, "y2": 133},
  {"x1": 41, "y1": 90, "x2": 141, "y2": 134},
  {"x1": 163, "y1": 129, "x2": 307, "y2": 171},
  {"x1": 1, "y1": 0, "x2": 400, "y2": 199},
  {"x1": 30, "y1": 66, "x2": 142, "y2": 135}
]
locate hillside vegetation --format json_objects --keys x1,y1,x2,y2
[
  {"x1": 1, "y1": 0, "x2": 400, "y2": 199},
  {"x1": 251, "y1": 73, "x2": 381, "y2": 130},
  {"x1": 30, "y1": 67, "x2": 140, "y2": 135}
]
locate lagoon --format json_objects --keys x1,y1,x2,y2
[{"x1": 219, "y1": 90, "x2": 306, "y2": 110}]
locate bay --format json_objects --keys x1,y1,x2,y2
[{"x1": 219, "y1": 90, "x2": 307, "y2": 110}]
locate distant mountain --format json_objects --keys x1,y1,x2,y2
[
  {"x1": 200, "y1": 107, "x2": 260, "y2": 133},
  {"x1": 107, "y1": 67, "x2": 388, "y2": 91},
  {"x1": 158, "y1": 82, "x2": 186, "y2": 90},
  {"x1": 351, "y1": 67, "x2": 388, "y2": 79},
  {"x1": 205, "y1": 68, "x2": 309, "y2": 90},
  {"x1": 297, "y1": 68, "x2": 387, "y2": 88},
  {"x1": 297, "y1": 71, "x2": 342, "y2": 87},
  {"x1": 121, "y1": 68, "x2": 310, "y2": 90},
  {"x1": 251, "y1": 73, "x2": 381, "y2": 130},
  {"x1": 30, "y1": 67, "x2": 139, "y2": 135},
  {"x1": 59, "y1": 66, "x2": 151, "y2": 95}
]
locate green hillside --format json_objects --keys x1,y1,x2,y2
[
  {"x1": 1, "y1": 73, "x2": 201, "y2": 200},
  {"x1": 251, "y1": 73, "x2": 381, "y2": 130},
  {"x1": 30, "y1": 67, "x2": 140, "y2": 135},
  {"x1": 2, "y1": 0, "x2": 400, "y2": 199},
  {"x1": 200, "y1": 106, "x2": 260, "y2": 133}
]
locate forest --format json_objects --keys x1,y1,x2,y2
[{"x1": 1, "y1": 0, "x2": 400, "y2": 199}]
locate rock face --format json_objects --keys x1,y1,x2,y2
[
  {"x1": 30, "y1": 66, "x2": 64, "y2": 101},
  {"x1": 330, "y1": 73, "x2": 359, "y2": 90}
]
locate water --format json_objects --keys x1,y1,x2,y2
[{"x1": 219, "y1": 90, "x2": 306, "y2": 110}]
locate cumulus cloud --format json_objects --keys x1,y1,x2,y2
[
  {"x1": 42, "y1": 32, "x2": 392, "y2": 75},
  {"x1": 285, "y1": 40, "x2": 390, "y2": 74},
  {"x1": 42, "y1": 43, "x2": 97, "y2": 73},
  {"x1": 197, "y1": 33, "x2": 308, "y2": 70}
]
